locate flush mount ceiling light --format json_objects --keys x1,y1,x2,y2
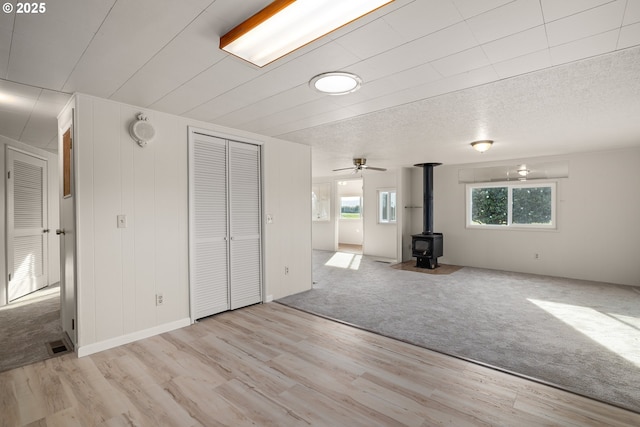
[
  {"x1": 219, "y1": 0, "x2": 395, "y2": 67},
  {"x1": 471, "y1": 140, "x2": 493, "y2": 153},
  {"x1": 310, "y1": 72, "x2": 362, "y2": 95},
  {"x1": 517, "y1": 165, "x2": 530, "y2": 176}
]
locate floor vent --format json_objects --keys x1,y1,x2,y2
[{"x1": 47, "y1": 339, "x2": 71, "y2": 356}]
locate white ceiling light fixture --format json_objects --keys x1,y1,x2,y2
[
  {"x1": 310, "y1": 72, "x2": 362, "y2": 95},
  {"x1": 219, "y1": 0, "x2": 395, "y2": 67},
  {"x1": 471, "y1": 140, "x2": 493, "y2": 153}
]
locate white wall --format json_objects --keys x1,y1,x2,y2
[
  {"x1": 312, "y1": 178, "x2": 336, "y2": 251},
  {"x1": 66, "y1": 93, "x2": 312, "y2": 355},
  {"x1": 418, "y1": 148, "x2": 640, "y2": 286},
  {"x1": 263, "y1": 138, "x2": 312, "y2": 301},
  {"x1": 363, "y1": 171, "x2": 397, "y2": 260},
  {"x1": 0, "y1": 135, "x2": 60, "y2": 306}
]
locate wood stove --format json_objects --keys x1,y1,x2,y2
[{"x1": 412, "y1": 163, "x2": 443, "y2": 269}]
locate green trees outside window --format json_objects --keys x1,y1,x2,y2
[{"x1": 469, "y1": 183, "x2": 555, "y2": 228}]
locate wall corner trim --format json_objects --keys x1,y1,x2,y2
[{"x1": 76, "y1": 318, "x2": 191, "y2": 357}]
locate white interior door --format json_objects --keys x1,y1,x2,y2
[
  {"x1": 59, "y1": 126, "x2": 77, "y2": 345},
  {"x1": 189, "y1": 133, "x2": 229, "y2": 319},
  {"x1": 6, "y1": 148, "x2": 48, "y2": 301},
  {"x1": 228, "y1": 141, "x2": 261, "y2": 310}
]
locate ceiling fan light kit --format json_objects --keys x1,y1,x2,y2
[
  {"x1": 333, "y1": 158, "x2": 387, "y2": 173},
  {"x1": 219, "y1": 0, "x2": 395, "y2": 67}
]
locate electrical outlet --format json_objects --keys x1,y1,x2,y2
[
  {"x1": 534, "y1": 253, "x2": 540, "y2": 260},
  {"x1": 156, "y1": 293, "x2": 164, "y2": 306},
  {"x1": 284, "y1": 266, "x2": 289, "y2": 275}
]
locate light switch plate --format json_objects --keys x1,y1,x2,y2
[{"x1": 117, "y1": 214, "x2": 127, "y2": 228}]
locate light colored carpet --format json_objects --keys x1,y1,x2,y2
[
  {"x1": 278, "y1": 250, "x2": 640, "y2": 414},
  {"x1": 390, "y1": 260, "x2": 462, "y2": 275},
  {"x1": 0, "y1": 283, "x2": 70, "y2": 373}
]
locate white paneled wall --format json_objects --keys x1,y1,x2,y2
[
  {"x1": 263, "y1": 139, "x2": 312, "y2": 300},
  {"x1": 66, "y1": 94, "x2": 312, "y2": 355}
]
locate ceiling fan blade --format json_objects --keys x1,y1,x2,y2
[
  {"x1": 363, "y1": 166, "x2": 387, "y2": 171},
  {"x1": 332, "y1": 167, "x2": 355, "y2": 171}
]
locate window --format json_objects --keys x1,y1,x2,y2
[
  {"x1": 467, "y1": 182, "x2": 556, "y2": 229},
  {"x1": 378, "y1": 189, "x2": 396, "y2": 223},
  {"x1": 340, "y1": 196, "x2": 361, "y2": 219}
]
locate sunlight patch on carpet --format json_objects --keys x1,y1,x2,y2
[
  {"x1": 325, "y1": 252, "x2": 362, "y2": 270},
  {"x1": 529, "y1": 298, "x2": 640, "y2": 367}
]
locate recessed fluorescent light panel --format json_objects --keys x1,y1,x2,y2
[
  {"x1": 310, "y1": 72, "x2": 362, "y2": 95},
  {"x1": 219, "y1": 0, "x2": 395, "y2": 67}
]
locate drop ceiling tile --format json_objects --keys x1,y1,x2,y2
[
  {"x1": 216, "y1": 85, "x2": 319, "y2": 129},
  {"x1": 7, "y1": 0, "x2": 116, "y2": 89},
  {"x1": 546, "y1": 1, "x2": 626, "y2": 46},
  {"x1": 493, "y1": 49, "x2": 552, "y2": 79},
  {"x1": 0, "y1": 12, "x2": 14, "y2": 78},
  {"x1": 623, "y1": 0, "x2": 640, "y2": 25},
  {"x1": 451, "y1": 0, "x2": 513, "y2": 19},
  {"x1": 149, "y1": 58, "x2": 260, "y2": 116},
  {"x1": 482, "y1": 26, "x2": 548, "y2": 63},
  {"x1": 334, "y1": 17, "x2": 405, "y2": 60},
  {"x1": 0, "y1": 110, "x2": 29, "y2": 140},
  {"x1": 540, "y1": 0, "x2": 613, "y2": 22},
  {"x1": 618, "y1": 22, "x2": 640, "y2": 49},
  {"x1": 411, "y1": 22, "x2": 479, "y2": 62},
  {"x1": 383, "y1": 0, "x2": 463, "y2": 39},
  {"x1": 0, "y1": 79, "x2": 41, "y2": 100},
  {"x1": 38, "y1": 89, "x2": 72, "y2": 106},
  {"x1": 62, "y1": 0, "x2": 212, "y2": 97},
  {"x1": 550, "y1": 29, "x2": 619, "y2": 65},
  {"x1": 431, "y1": 47, "x2": 491, "y2": 77},
  {"x1": 111, "y1": 10, "x2": 229, "y2": 107},
  {"x1": 21, "y1": 121, "x2": 57, "y2": 147},
  {"x1": 466, "y1": 0, "x2": 544, "y2": 44}
]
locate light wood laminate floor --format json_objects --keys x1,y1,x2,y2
[{"x1": 1, "y1": 303, "x2": 639, "y2": 426}]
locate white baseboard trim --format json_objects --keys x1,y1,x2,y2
[{"x1": 77, "y1": 317, "x2": 191, "y2": 357}]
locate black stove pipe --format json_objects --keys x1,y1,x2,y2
[{"x1": 414, "y1": 163, "x2": 441, "y2": 234}]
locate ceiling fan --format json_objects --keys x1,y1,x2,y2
[{"x1": 333, "y1": 158, "x2": 387, "y2": 173}]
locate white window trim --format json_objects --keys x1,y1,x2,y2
[
  {"x1": 466, "y1": 181, "x2": 557, "y2": 230},
  {"x1": 377, "y1": 188, "x2": 397, "y2": 224}
]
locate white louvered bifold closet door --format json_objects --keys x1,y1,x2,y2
[
  {"x1": 228, "y1": 141, "x2": 261, "y2": 310},
  {"x1": 6, "y1": 149, "x2": 48, "y2": 301},
  {"x1": 190, "y1": 134, "x2": 229, "y2": 319}
]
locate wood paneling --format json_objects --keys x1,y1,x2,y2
[{"x1": 1, "y1": 303, "x2": 638, "y2": 426}]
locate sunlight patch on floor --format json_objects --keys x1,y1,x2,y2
[
  {"x1": 325, "y1": 252, "x2": 362, "y2": 270},
  {"x1": 529, "y1": 298, "x2": 640, "y2": 367}
]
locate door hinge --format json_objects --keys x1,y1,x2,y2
[
  {"x1": 7, "y1": 171, "x2": 10, "y2": 179},
  {"x1": 72, "y1": 319, "x2": 75, "y2": 330},
  {"x1": 8, "y1": 273, "x2": 11, "y2": 281}
]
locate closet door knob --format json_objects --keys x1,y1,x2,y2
[{"x1": 56, "y1": 229, "x2": 66, "y2": 235}]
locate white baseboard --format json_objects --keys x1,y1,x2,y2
[{"x1": 77, "y1": 317, "x2": 191, "y2": 357}]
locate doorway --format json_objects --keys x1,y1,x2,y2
[{"x1": 336, "y1": 179, "x2": 363, "y2": 254}]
